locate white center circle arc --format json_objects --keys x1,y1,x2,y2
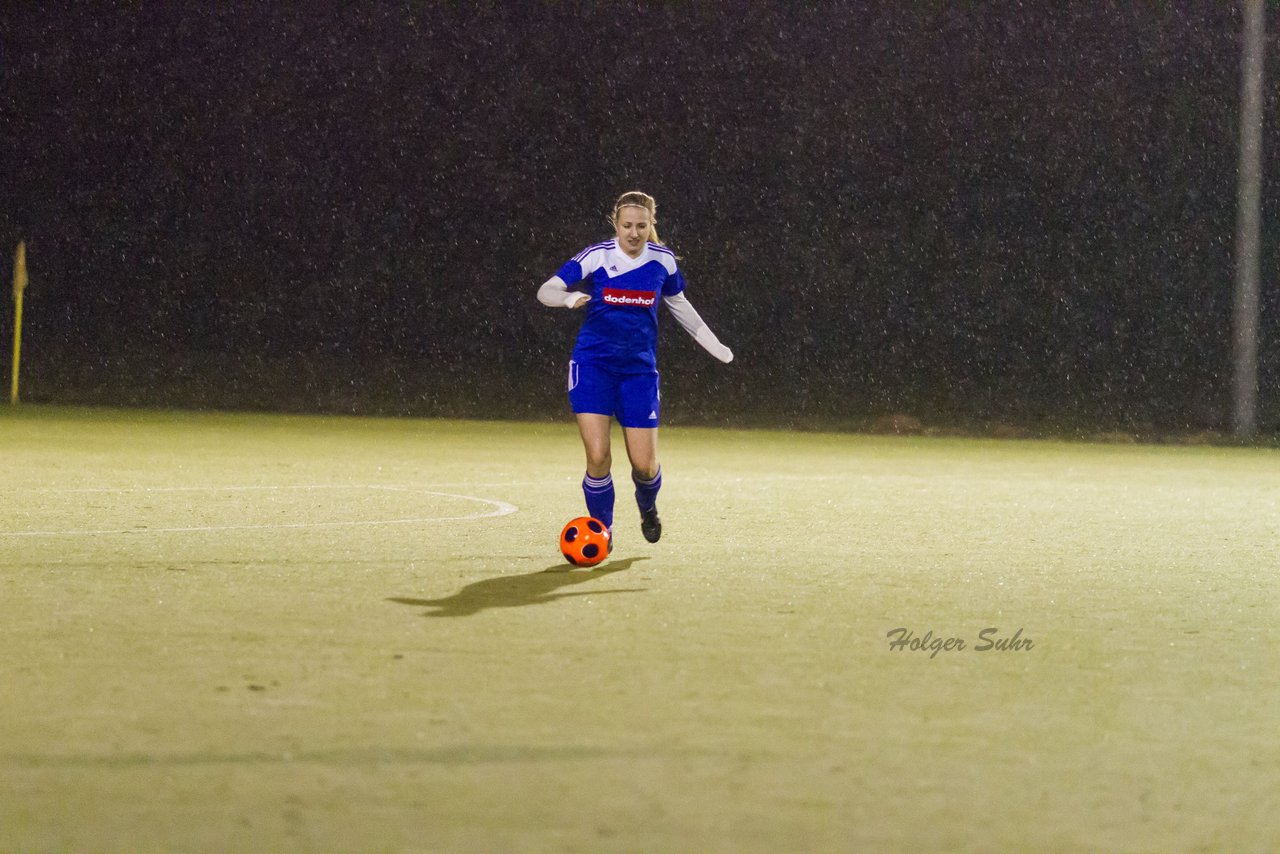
[{"x1": 0, "y1": 485, "x2": 519, "y2": 537}]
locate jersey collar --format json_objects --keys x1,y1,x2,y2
[{"x1": 610, "y1": 240, "x2": 650, "y2": 272}]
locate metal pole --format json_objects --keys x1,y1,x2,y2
[
  {"x1": 10, "y1": 242, "x2": 27, "y2": 405},
  {"x1": 1233, "y1": 0, "x2": 1265, "y2": 439}
]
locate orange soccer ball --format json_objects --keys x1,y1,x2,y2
[{"x1": 559, "y1": 516, "x2": 611, "y2": 567}]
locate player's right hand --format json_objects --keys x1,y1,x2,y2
[{"x1": 571, "y1": 295, "x2": 591, "y2": 309}]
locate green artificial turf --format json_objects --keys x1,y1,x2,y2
[{"x1": 2, "y1": 405, "x2": 1277, "y2": 851}]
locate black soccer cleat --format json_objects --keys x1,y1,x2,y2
[{"x1": 640, "y1": 507, "x2": 662, "y2": 543}]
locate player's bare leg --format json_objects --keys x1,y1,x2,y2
[
  {"x1": 576, "y1": 413, "x2": 615, "y2": 539},
  {"x1": 624, "y1": 426, "x2": 662, "y2": 543},
  {"x1": 577, "y1": 413, "x2": 613, "y2": 478},
  {"x1": 622, "y1": 426, "x2": 657, "y2": 479}
]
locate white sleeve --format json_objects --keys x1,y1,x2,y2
[
  {"x1": 663, "y1": 293, "x2": 733, "y2": 363},
  {"x1": 537, "y1": 276, "x2": 588, "y2": 309}
]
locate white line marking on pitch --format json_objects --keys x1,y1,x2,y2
[{"x1": 0, "y1": 485, "x2": 518, "y2": 538}]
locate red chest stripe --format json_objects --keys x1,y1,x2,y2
[{"x1": 602, "y1": 288, "x2": 656, "y2": 307}]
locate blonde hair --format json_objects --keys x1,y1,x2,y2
[{"x1": 611, "y1": 190, "x2": 665, "y2": 246}]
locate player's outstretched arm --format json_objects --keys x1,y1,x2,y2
[
  {"x1": 538, "y1": 276, "x2": 590, "y2": 309},
  {"x1": 663, "y1": 293, "x2": 734, "y2": 363}
]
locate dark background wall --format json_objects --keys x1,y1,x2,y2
[{"x1": 2, "y1": 3, "x2": 1277, "y2": 433}]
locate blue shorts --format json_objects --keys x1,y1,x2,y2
[{"x1": 568, "y1": 360, "x2": 660, "y2": 428}]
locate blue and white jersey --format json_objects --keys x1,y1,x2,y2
[{"x1": 554, "y1": 238, "x2": 686, "y2": 372}]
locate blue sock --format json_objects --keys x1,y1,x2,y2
[
  {"x1": 633, "y1": 466, "x2": 662, "y2": 513},
  {"x1": 582, "y1": 472, "x2": 614, "y2": 530}
]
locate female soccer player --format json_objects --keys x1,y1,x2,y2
[{"x1": 537, "y1": 191, "x2": 733, "y2": 546}]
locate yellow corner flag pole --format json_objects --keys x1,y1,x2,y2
[{"x1": 11, "y1": 241, "x2": 28, "y2": 405}]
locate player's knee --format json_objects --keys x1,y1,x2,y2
[
  {"x1": 631, "y1": 462, "x2": 658, "y2": 481},
  {"x1": 586, "y1": 450, "x2": 611, "y2": 476}
]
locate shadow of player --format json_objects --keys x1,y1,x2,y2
[{"x1": 388, "y1": 556, "x2": 650, "y2": 618}]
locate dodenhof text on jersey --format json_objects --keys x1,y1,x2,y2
[{"x1": 602, "y1": 288, "x2": 657, "y2": 307}]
